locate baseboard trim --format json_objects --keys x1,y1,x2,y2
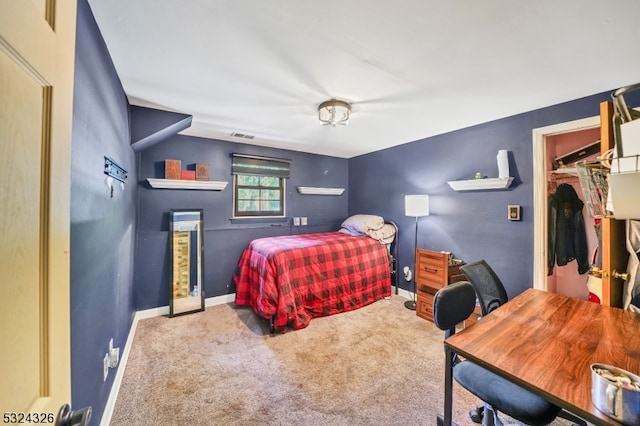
[
  {"x1": 394, "y1": 286, "x2": 414, "y2": 302},
  {"x1": 99, "y1": 312, "x2": 138, "y2": 426},
  {"x1": 206, "y1": 293, "x2": 236, "y2": 307},
  {"x1": 100, "y1": 293, "x2": 236, "y2": 425}
]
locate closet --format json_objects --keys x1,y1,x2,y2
[{"x1": 546, "y1": 129, "x2": 600, "y2": 299}]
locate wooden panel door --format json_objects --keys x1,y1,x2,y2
[
  {"x1": 599, "y1": 101, "x2": 628, "y2": 307},
  {"x1": 0, "y1": 0, "x2": 76, "y2": 416}
]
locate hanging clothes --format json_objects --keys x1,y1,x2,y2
[
  {"x1": 624, "y1": 219, "x2": 640, "y2": 313},
  {"x1": 548, "y1": 183, "x2": 590, "y2": 275}
]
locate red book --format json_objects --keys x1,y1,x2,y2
[{"x1": 181, "y1": 170, "x2": 196, "y2": 180}]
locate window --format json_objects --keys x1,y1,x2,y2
[
  {"x1": 234, "y1": 174, "x2": 284, "y2": 217},
  {"x1": 232, "y1": 154, "x2": 290, "y2": 218}
]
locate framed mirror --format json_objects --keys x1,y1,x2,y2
[{"x1": 169, "y1": 209, "x2": 205, "y2": 317}]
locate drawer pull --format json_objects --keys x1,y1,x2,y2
[{"x1": 423, "y1": 266, "x2": 438, "y2": 273}]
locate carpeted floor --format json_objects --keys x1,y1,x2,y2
[{"x1": 109, "y1": 296, "x2": 574, "y2": 425}]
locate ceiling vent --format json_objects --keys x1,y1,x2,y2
[{"x1": 230, "y1": 131, "x2": 255, "y2": 139}]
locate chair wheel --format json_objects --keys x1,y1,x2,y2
[{"x1": 469, "y1": 405, "x2": 484, "y2": 423}]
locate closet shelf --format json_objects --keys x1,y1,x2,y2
[
  {"x1": 551, "y1": 167, "x2": 578, "y2": 176},
  {"x1": 147, "y1": 178, "x2": 228, "y2": 190},
  {"x1": 447, "y1": 177, "x2": 514, "y2": 191}
]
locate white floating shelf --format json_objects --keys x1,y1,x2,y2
[
  {"x1": 447, "y1": 177, "x2": 514, "y2": 191},
  {"x1": 147, "y1": 178, "x2": 228, "y2": 191},
  {"x1": 297, "y1": 186, "x2": 345, "y2": 195}
]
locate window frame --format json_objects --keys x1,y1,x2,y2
[
  {"x1": 231, "y1": 153, "x2": 290, "y2": 220},
  {"x1": 232, "y1": 173, "x2": 286, "y2": 219}
]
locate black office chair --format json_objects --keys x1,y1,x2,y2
[
  {"x1": 459, "y1": 260, "x2": 508, "y2": 318},
  {"x1": 458, "y1": 260, "x2": 586, "y2": 426},
  {"x1": 433, "y1": 281, "x2": 561, "y2": 426}
]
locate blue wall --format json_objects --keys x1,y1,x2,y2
[
  {"x1": 348, "y1": 93, "x2": 637, "y2": 299},
  {"x1": 70, "y1": 0, "x2": 137, "y2": 423},
  {"x1": 136, "y1": 135, "x2": 348, "y2": 309},
  {"x1": 71, "y1": 3, "x2": 348, "y2": 421}
]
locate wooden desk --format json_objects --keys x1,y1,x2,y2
[{"x1": 443, "y1": 289, "x2": 640, "y2": 426}]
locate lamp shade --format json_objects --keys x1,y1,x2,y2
[{"x1": 405, "y1": 194, "x2": 430, "y2": 217}]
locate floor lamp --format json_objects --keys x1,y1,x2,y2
[{"x1": 404, "y1": 194, "x2": 430, "y2": 310}]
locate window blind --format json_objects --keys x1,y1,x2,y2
[{"x1": 231, "y1": 153, "x2": 291, "y2": 178}]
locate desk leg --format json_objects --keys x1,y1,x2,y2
[{"x1": 437, "y1": 346, "x2": 458, "y2": 426}]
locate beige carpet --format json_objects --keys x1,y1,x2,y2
[{"x1": 109, "y1": 296, "x2": 574, "y2": 426}]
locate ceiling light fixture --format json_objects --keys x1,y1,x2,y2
[{"x1": 318, "y1": 99, "x2": 351, "y2": 126}]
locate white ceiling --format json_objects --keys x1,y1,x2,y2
[{"x1": 88, "y1": 0, "x2": 640, "y2": 158}]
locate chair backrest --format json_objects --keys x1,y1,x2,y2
[
  {"x1": 432, "y1": 281, "x2": 476, "y2": 334},
  {"x1": 459, "y1": 260, "x2": 509, "y2": 316}
]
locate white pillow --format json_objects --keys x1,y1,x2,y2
[
  {"x1": 365, "y1": 223, "x2": 397, "y2": 244},
  {"x1": 340, "y1": 214, "x2": 385, "y2": 234}
]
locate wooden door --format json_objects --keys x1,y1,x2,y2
[
  {"x1": 599, "y1": 101, "x2": 628, "y2": 307},
  {"x1": 0, "y1": 0, "x2": 76, "y2": 417}
]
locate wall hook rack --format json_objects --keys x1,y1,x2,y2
[{"x1": 104, "y1": 156, "x2": 128, "y2": 183}]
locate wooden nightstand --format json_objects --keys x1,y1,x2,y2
[{"x1": 414, "y1": 249, "x2": 467, "y2": 322}]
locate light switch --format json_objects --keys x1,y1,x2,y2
[{"x1": 508, "y1": 205, "x2": 521, "y2": 221}]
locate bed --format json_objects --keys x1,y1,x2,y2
[{"x1": 233, "y1": 215, "x2": 399, "y2": 332}]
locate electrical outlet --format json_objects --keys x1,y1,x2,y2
[
  {"x1": 301, "y1": 217, "x2": 307, "y2": 226},
  {"x1": 103, "y1": 353, "x2": 109, "y2": 381},
  {"x1": 293, "y1": 217, "x2": 301, "y2": 226},
  {"x1": 403, "y1": 266, "x2": 413, "y2": 282},
  {"x1": 109, "y1": 347, "x2": 120, "y2": 368},
  {"x1": 107, "y1": 337, "x2": 119, "y2": 369}
]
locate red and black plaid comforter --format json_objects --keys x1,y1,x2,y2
[{"x1": 233, "y1": 232, "x2": 391, "y2": 331}]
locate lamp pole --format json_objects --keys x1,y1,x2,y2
[
  {"x1": 404, "y1": 215, "x2": 419, "y2": 310},
  {"x1": 404, "y1": 194, "x2": 429, "y2": 311}
]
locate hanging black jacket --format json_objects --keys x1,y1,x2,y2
[{"x1": 548, "y1": 183, "x2": 590, "y2": 275}]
